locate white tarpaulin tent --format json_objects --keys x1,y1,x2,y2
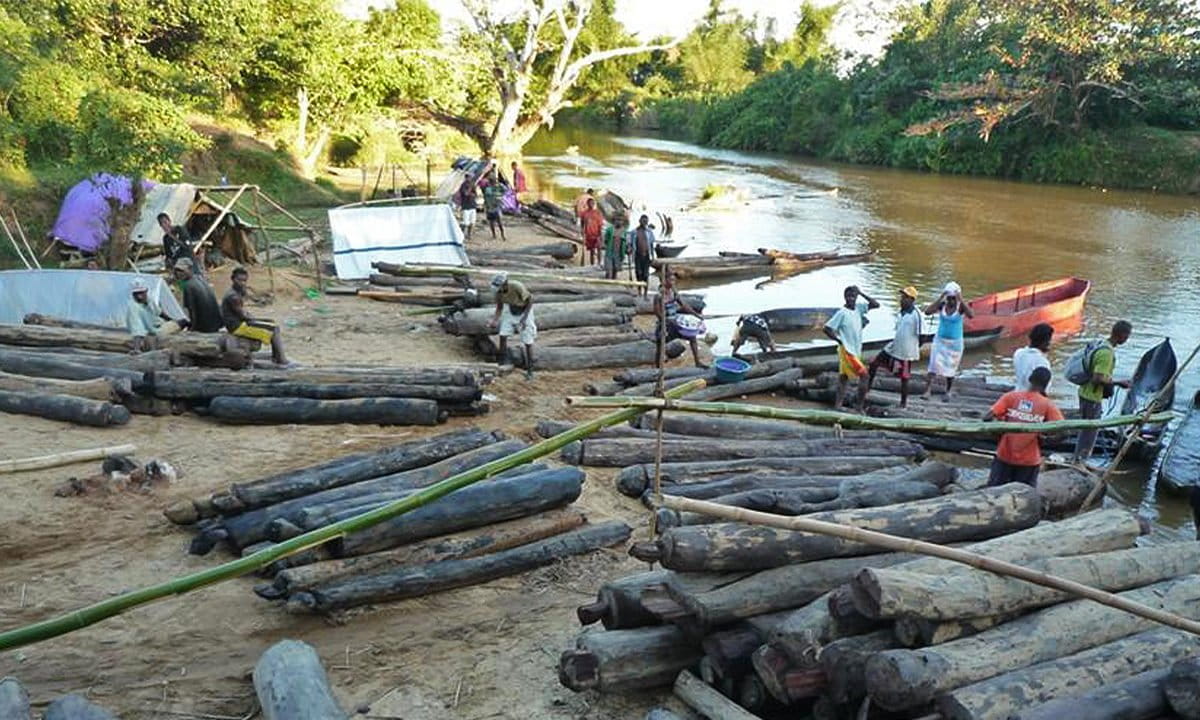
[
  {"x1": 0, "y1": 269, "x2": 186, "y2": 327},
  {"x1": 329, "y1": 202, "x2": 468, "y2": 280},
  {"x1": 130, "y1": 183, "x2": 197, "y2": 246}
]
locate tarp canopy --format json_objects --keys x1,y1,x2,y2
[
  {"x1": 0, "y1": 269, "x2": 185, "y2": 326},
  {"x1": 51, "y1": 174, "x2": 155, "y2": 252},
  {"x1": 130, "y1": 183, "x2": 197, "y2": 246},
  {"x1": 330, "y1": 202, "x2": 467, "y2": 280}
]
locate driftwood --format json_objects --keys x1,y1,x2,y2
[
  {"x1": 207, "y1": 439, "x2": 530, "y2": 551},
  {"x1": 333, "y1": 467, "x2": 584, "y2": 556},
  {"x1": 673, "y1": 669, "x2": 762, "y2": 720},
  {"x1": 633, "y1": 485, "x2": 1041, "y2": 571},
  {"x1": 490, "y1": 338, "x2": 684, "y2": 371},
  {"x1": 0, "y1": 390, "x2": 130, "y2": 426},
  {"x1": 864, "y1": 575, "x2": 1200, "y2": 711},
  {"x1": 252, "y1": 639, "x2": 347, "y2": 720},
  {"x1": 0, "y1": 370, "x2": 128, "y2": 401},
  {"x1": 151, "y1": 366, "x2": 479, "y2": 387},
  {"x1": 560, "y1": 625, "x2": 702, "y2": 693},
  {"x1": 288, "y1": 521, "x2": 630, "y2": 612},
  {"x1": 1014, "y1": 668, "x2": 1170, "y2": 720},
  {"x1": 854, "y1": 543, "x2": 1200, "y2": 621},
  {"x1": 767, "y1": 509, "x2": 1142, "y2": 663},
  {"x1": 941, "y1": 626, "x2": 1200, "y2": 720},
  {"x1": 0, "y1": 678, "x2": 30, "y2": 720},
  {"x1": 265, "y1": 509, "x2": 587, "y2": 597},
  {"x1": 616, "y1": 456, "x2": 912, "y2": 497},
  {"x1": 206, "y1": 396, "x2": 443, "y2": 425},
  {"x1": 42, "y1": 694, "x2": 117, "y2": 720},
  {"x1": 577, "y1": 570, "x2": 671, "y2": 630},
  {"x1": 563, "y1": 437, "x2": 924, "y2": 467}
]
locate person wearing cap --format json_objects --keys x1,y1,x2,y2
[
  {"x1": 172, "y1": 257, "x2": 223, "y2": 333},
  {"x1": 487, "y1": 272, "x2": 536, "y2": 379},
  {"x1": 126, "y1": 279, "x2": 179, "y2": 353},
  {"x1": 824, "y1": 285, "x2": 880, "y2": 411},
  {"x1": 922, "y1": 280, "x2": 974, "y2": 400},
  {"x1": 868, "y1": 286, "x2": 922, "y2": 407},
  {"x1": 221, "y1": 267, "x2": 292, "y2": 366}
]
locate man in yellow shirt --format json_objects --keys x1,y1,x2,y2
[
  {"x1": 1074, "y1": 320, "x2": 1132, "y2": 462},
  {"x1": 488, "y1": 272, "x2": 536, "y2": 380}
]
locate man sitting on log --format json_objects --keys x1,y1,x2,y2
[
  {"x1": 221, "y1": 267, "x2": 293, "y2": 368},
  {"x1": 985, "y1": 366, "x2": 1063, "y2": 487},
  {"x1": 487, "y1": 272, "x2": 536, "y2": 380},
  {"x1": 172, "y1": 258, "x2": 224, "y2": 333},
  {"x1": 126, "y1": 279, "x2": 182, "y2": 353}
]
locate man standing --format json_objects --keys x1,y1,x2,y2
[
  {"x1": 172, "y1": 258, "x2": 224, "y2": 333},
  {"x1": 823, "y1": 285, "x2": 880, "y2": 412},
  {"x1": 602, "y1": 214, "x2": 629, "y2": 280},
  {"x1": 157, "y1": 213, "x2": 202, "y2": 275},
  {"x1": 457, "y1": 176, "x2": 478, "y2": 239},
  {"x1": 1074, "y1": 320, "x2": 1133, "y2": 463},
  {"x1": 511, "y1": 161, "x2": 527, "y2": 193},
  {"x1": 574, "y1": 188, "x2": 595, "y2": 231},
  {"x1": 483, "y1": 174, "x2": 507, "y2": 240},
  {"x1": 221, "y1": 267, "x2": 292, "y2": 367},
  {"x1": 867, "y1": 286, "x2": 921, "y2": 407},
  {"x1": 1013, "y1": 323, "x2": 1053, "y2": 391},
  {"x1": 986, "y1": 366, "x2": 1063, "y2": 487},
  {"x1": 488, "y1": 272, "x2": 536, "y2": 380},
  {"x1": 580, "y1": 197, "x2": 605, "y2": 266},
  {"x1": 126, "y1": 279, "x2": 180, "y2": 353},
  {"x1": 631, "y1": 214, "x2": 656, "y2": 297}
]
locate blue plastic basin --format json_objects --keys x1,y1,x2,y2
[{"x1": 714, "y1": 356, "x2": 751, "y2": 384}]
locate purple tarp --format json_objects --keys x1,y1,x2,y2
[{"x1": 50, "y1": 173, "x2": 155, "y2": 252}]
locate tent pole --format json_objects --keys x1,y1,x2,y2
[
  {"x1": 0, "y1": 216, "x2": 31, "y2": 269},
  {"x1": 11, "y1": 211, "x2": 40, "y2": 269},
  {"x1": 252, "y1": 190, "x2": 275, "y2": 295},
  {"x1": 190, "y1": 184, "x2": 249, "y2": 255}
]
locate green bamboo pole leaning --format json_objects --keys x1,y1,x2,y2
[
  {"x1": 0, "y1": 378, "x2": 708, "y2": 652},
  {"x1": 563, "y1": 396, "x2": 1173, "y2": 436}
]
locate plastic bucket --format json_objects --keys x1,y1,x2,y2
[{"x1": 714, "y1": 356, "x2": 751, "y2": 384}]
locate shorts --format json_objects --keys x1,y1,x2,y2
[
  {"x1": 499, "y1": 305, "x2": 537, "y2": 345},
  {"x1": 634, "y1": 253, "x2": 651, "y2": 283},
  {"x1": 870, "y1": 350, "x2": 911, "y2": 380},
  {"x1": 604, "y1": 252, "x2": 624, "y2": 274},
  {"x1": 838, "y1": 345, "x2": 868, "y2": 379},
  {"x1": 461, "y1": 208, "x2": 477, "y2": 225},
  {"x1": 988, "y1": 457, "x2": 1040, "y2": 487},
  {"x1": 486, "y1": 209, "x2": 501, "y2": 221},
  {"x1": 737, "y1": 317, "x2": 772, "y2": 346},
  {"x1": 584, "y1": 233, "x2": 601, "y2": 251},
  {"x1": 231, "y1": 320, "x2": 276, "y2": 345}
]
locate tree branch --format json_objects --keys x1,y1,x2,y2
[
  {"x1": 560, "y1": 38, "x2": 680, "y2": 89},
  {"x1": 394, "y1": 100, "x2": 492, "y2": 148}
]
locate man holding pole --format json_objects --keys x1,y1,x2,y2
[
  {"x1": 986, "y1": 366, "x2": 1063, "y2": 487},
  {"x1": 823, "y1": 285, "x2": 879, "y2": 412}
]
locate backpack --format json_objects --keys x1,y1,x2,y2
[{"x1": 1065, "y1": 340, "x2": 1104, "y2": 385}]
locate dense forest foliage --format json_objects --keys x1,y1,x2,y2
[{"x1": 572, "y1": 0, "x2": 1200, "y2": 192}]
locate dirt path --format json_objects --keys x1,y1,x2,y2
[{"x1": 0, "y1": 215, "x2": 688, "y2": 719}]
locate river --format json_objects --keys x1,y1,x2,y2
[{"x1": 523, "y1": 126, "x2": 1200, "y2": 536}]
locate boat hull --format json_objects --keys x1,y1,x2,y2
[
  {"x1": 759, "y1": 307, "x2": 839, "y2": 332},
  {"x1": 964, "y1": 277, "x2": 1091, "y2": 338},
  {"x1": 1159, "y1": 391, "x2": 1200, "y2": 491}
]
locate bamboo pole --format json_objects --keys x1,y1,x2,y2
[
  {"x1": 661, "y1": 494, "x2": 1200, "y2": 637},
  {"x1": 0, "y1": 444, "x2": 137, "y2": 474},
  {"x1": 650, "y1": 281, "x2": 667, "y2": 542},
  {"x1": 0, "y1": 379, "x2": 707, "y2": 651},
  {"x1": 564, "y1": 397, "x2": 1171, "y2": 436},
  {"x1": 251, "y1": 191, "x2": 275, "y2": 296},
  {"x1": 0, "y1": 216, "x2": 31, "y2": 269},
  {"x1": 1080, "y1": 339, "x2": 1200, "y2": 511},
  {"x1": 11, "y1": 211, "x2": 40, "y2": 269},
  {"x1": 380, "y1": 262, "x2": 645, "y2": 289},
  {"x1": 191, "y1": 184, "x2": 249, "y2": 254}
]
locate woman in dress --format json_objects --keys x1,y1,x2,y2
[{"x1": 922, "y1": 281, "x2": 974, "y2": 399}]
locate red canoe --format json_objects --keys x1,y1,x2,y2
[{"x1": 964, "y1": 277, "x2": 1091, "y2": 338}]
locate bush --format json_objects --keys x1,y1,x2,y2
[{"x1": 71, "y1": 88, "x2": 207, "y2": 179}]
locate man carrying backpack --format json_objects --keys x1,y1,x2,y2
[{"x1": 1072, "y1": 320, "x2": 1133, "y2": 463}]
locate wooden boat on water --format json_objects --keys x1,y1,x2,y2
[
  {"x1": 964, "y1": 277, "x2": 1091, "y2": 338},
  {"x1": 758, "y1": 306, "x2": 840, "y2": 332},
  {"x1": 1159, "y1": 390, "x2": 1200, "y2": 491},
  {"x1": 753, "y1": 328, "x2": 1002, "y2": 361},
  {"x1": 657, "y1": 248, "x2": 873, "y2": 280}
]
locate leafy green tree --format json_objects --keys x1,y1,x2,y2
[{"x1": 72, "y1": 87, "x2": 207, "y2": 179}]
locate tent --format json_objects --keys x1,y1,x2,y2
[
  {"x1": 329, "y1": 199, "x2": 467, "y2": 280},
  {"x1": 0, "y1": 269, "x2": 185, "y2": 327}
]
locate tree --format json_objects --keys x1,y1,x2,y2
[{"x1": 405, "y1": 0, "x2": 677, "y2": 156}]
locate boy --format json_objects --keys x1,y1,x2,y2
[
  {"x1": 986, "y1": 366, "x2": 1063, "y2": 487},
  {"x1": 867, "y1": 286, "x2": 921, "y2": 407},
  {"x1": 823, "y1": 285, "x2": 880, "y2": 412}
]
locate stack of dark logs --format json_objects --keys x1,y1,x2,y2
[
  {"x1": 557, "y1": 452, "x2": 1200, "y2": 720},
  {"x1": 165, "y1": 427, "x2": 632, "y2": 613}
]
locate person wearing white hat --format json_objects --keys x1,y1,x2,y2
[
  {"x1": 922, "y1": 280, "x2": 974, "y2": 399},
  {"x1": 488, "y1": 272, "x2": 536, "y2": 379},
  {"x1": 125, "y1": 278, "x2": 178, "y2": 353}
]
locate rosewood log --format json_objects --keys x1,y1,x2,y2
[
  {"x1": 497, "y1": 338, "x2": 684, "y2": 371},
  {"x1": 564, "y1": 437, "x2": 925, "y2": 467},
  {"x1": 253, "y1": 639, "x2": 347, "y2": 720},
  {"x1": 1014, "y1": 668, "x2": 1170, "y2": 720},
  {"x1": 1167, "y1": 657, "x2": 1200, "y2": 719},
  {"x1": 673, "y1": 669, "x2": 763, "y2": 720},
  {"x1": 864, "y1": 575, "x2": 1200, "y2": 711},
  {"x1": 854, "y1": 543, "x2": 1200, "y2": 621},
  {"x1": 206, "y1": 396, "x2": 443, "y2": 425},
  {"x1": 821, "y1": 630, "x2": 899, "y2": 705},
  {"x1": 685, "y1": 369, "x2": 807, "y2": 401},
  {"x1": 151, "y1": 366, "x2": 478, "y2": 386},
  {"x1": 0, "y1": 370, "x2": 128, "y2": 401},
  {"x1": 151, "y1": 378, "x2": 481, "y2": 402},
  {"x1": 894, "y1": 614, "x2": 1013, "y2": 647},
  {"x1": 0, "y1": 677, "x2": 30, "y2": 720},
  {"x1": 0, "y1": 349, "x2": 148, "y2": 387},
  {"x1": 559, "y1": 625, "x2": 702, "y2": 693},
  {"x1": 0, "y1": 390, "x2": 130, "y2": 427},
  {"x1": 637, "y1": 485, "x2": 1041, "y2": 572},
  {"x1": 441, "y1": 300, "x2": 627, "y2": 335},
  {"x1": 289, "y1": 521, "x2": 630, "y2": 612},
  {"x1": 333, "y1": 467, "x2": 585, "y2": 556},
  {"x1": 577, "y1": 570, "x2": 672, "y2": 629},
  {"x1": 941, "y1": 626, "x2": 1200, "y2": 720},
  {"x1": 616, "y1": 456, "x2": 910, "y2": 497}
]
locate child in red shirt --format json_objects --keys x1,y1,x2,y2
[{"x1": 986, "y1": 366, "x2": 1063, "y2": 487}]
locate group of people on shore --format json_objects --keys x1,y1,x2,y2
[
  {"x1": 573, "y1": 188, "x2": 658, "y2": 291},
  {"x1": 456, "y1": 161, "x2": 526, "y2": 242}
]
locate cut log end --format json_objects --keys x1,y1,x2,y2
[
  {"x1": 629, "y1": 541, "x2": 663, "y2": 563},
  {"x1": 558, "y1": 650, "x2": 600, "y2": 691},
  {"x1": 163, "y1": 500, "x2": 200, "y2": 525},
  {"x1": 577, "y1": 600, "x2": 608, "y2": 626}
]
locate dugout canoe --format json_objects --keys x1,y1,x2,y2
[
  {"x1": 963, "y1": 277, "x2": 1090, "y2": 337},
  {"x1": 758, "y1": 307, "x2": 840, "y2": 332},
  {"x1": 654, "y1": 251, "x2": 873, "y2": 280},
  {"x1": 1119, "y1": 338, "x2": 1178, "y2": 457},
  {"x1": 753, "y1": 328, "x2": 1002, "y2": 362},
  {"x1": 1157, "y1": 390, "x2": 1200, "y2": 491}
]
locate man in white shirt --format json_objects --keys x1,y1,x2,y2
[
  {"x1": 823, "y1": 284, "x2": 880, "y2": 411},
  {"x1": 868, "y1": 286, "x2": 922, "y2": 407},
  {"x1": 1013, "y1": 323, "x2": 1053, "y2": 391}
]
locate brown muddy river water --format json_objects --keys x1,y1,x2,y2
[{"x1": 524, "y1": 126, "x2": 1200, "y2": 535}]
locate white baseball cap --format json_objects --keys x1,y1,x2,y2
[{"x1": 490, "y1": 272, "x2": 509, "y2": 289}]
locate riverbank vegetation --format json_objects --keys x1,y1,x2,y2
[{"x1": 569, "y1": 0, "x2": 1200, "y2": 193}]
